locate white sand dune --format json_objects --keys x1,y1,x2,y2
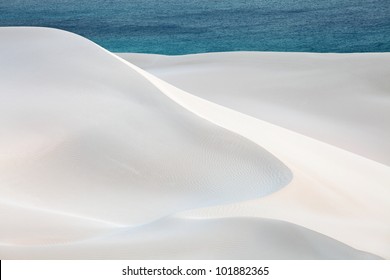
[
  {"x1": 0, "y1": 217, "x2": 380, "y2": 260},
  {"x1": 0, "y1": 27, "x2": 292, "y2": 226},
  {"x1": 0, "y1": 27, "x2": 389, "y2": 259},
  {"x1": 119, "y1": 52, "x2": 390, "y2": 166},
  {"x1": 118, "y1": 52, "x2": 390, "y2": 258}
]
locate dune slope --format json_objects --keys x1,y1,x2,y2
[
  {"x1": 0, "y1": 27, "x2": 291, "y2": 226},
  {"x1": 0, "y1": 27, "x2": 389, "y2": 259},
  {"x1": 119, "y1": 52, "x2": 390, "y2": 259}
]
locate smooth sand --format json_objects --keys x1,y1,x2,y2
[{"x1": 0, "y1": 27, "x2": 388, "y2": 259}]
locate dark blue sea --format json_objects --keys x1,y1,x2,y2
[{"x1": 1, "y1": 0, "x2": 389, "y2": 54}]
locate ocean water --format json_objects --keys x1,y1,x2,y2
[{"x1": 0, "y1": 0, "x2": 389, "y2": 54}]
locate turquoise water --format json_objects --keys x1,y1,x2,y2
[{"x1": 1, "y1": 0, "x2": 389, "y2": 54}]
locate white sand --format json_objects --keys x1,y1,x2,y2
[
  {"x1": 119, "y1": 52, "x2": 390, "y2": 166},
  {"x1": 0, "y1": 27, "x2": 389, "y2": 259}
]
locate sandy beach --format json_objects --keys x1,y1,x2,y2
[{"x1": 0, "y1": 27, "x2": 389, "y2": 259}]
